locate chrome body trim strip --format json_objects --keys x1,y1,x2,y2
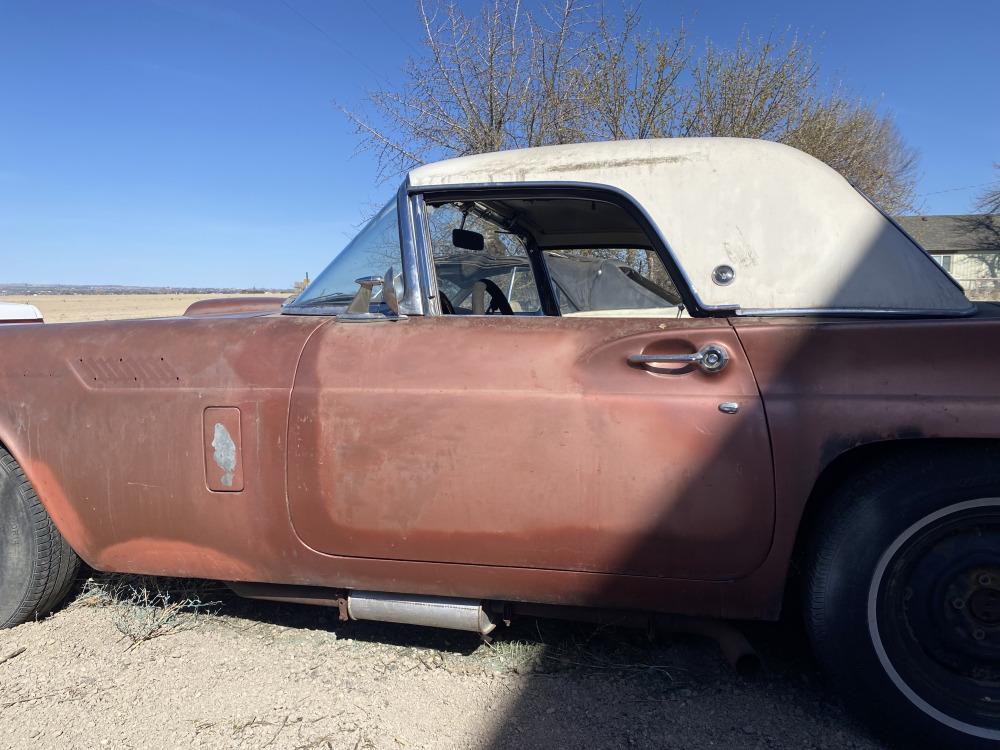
[{"x1": 735, "y1": 306, "x2": 977, "y2": 318}]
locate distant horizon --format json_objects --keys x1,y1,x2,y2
[
  {"x1": 0, "y1": 282, "x2": 293, "y2": 295},
  {"x1": 3, "y1": 205, "x2": 994, "y2": 289}
]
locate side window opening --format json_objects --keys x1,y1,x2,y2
[
  {"x1": 544, "y1": 248, "x2": 681, "y2": 316},
  {"x1": 426, "y1": 202, "x2": 542, "y2": 315},
  {"x1": 424, "y1": 194, "x2": 684, "y2": 318}
]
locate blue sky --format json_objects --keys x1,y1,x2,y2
[{"x1": 1, "y1": 0, "x2": 997, "y2": 288}]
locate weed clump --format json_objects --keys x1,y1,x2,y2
[{"x1": 75, "y1": 575, "x2": 220, "y2": 649}]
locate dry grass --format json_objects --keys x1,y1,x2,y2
[
  {"x1": 74, "y1": 574, "x2": 221, "y2": 649},
  {"x1": 0, "y1": 293, "x2": 287, "y2": 323}
]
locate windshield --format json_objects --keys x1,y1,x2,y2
[{"x1": 292, "y1": 199, "x2": 402, "y2": 306}]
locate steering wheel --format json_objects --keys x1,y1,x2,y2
[
  {"x1": 439, "y1": 290, "x2": 455, "y2": 314},
  {"x1": 471, "y1": 278, "x2": 514, "y2": 315}
]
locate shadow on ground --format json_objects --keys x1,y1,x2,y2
[{"x1": 68, "y1": 570, "x2": 884, "y2": 749}]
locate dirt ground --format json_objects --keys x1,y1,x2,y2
[
  {"x1": 0, "y1": 575, "x2": 885, "y2": 750},
  {"x1": 0, "y1": 293, "x2": 287, "y2": 323},
  {"x1": 0, "y1": 295, "x2": 886, "y2": 749}
]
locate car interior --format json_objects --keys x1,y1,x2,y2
[{"x1": 425, "y1": 196, "x2": 685, "y2": 318}]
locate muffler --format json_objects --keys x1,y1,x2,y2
[{"x1": 347, "y1": 590, "x2": 496, "y2": 635}]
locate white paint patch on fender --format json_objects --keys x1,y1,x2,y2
[{"x1": 211, "y1": 423, "x2": 238, "y2": 488}]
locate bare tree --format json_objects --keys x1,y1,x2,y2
[
  {"x1": 346, "y1": 1, "x2": 917, "y2": 211},
  {"x1": 577, "y1": 9, "x2": 689, "y2": 140},
  {"x1": 784, "y1": 95, "x2": 917, "y2": 213},
  {"x1": 679, "y1": 31, "x2": 916, "y2": 211},
  {"x1": 684, "y1": 31, "x2": 816, "y2": 140},
  {"x1": 344, "y1": 0, "x2": 592, "y2": 179},
  {"x1": 977, "y1": 163, "x2": 1000, "y2": 215}
]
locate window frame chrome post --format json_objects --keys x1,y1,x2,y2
[
  {"x1": 396, "y1": 178, "x2": 426, "y2": 316},
  {"x1": 409, "y1": 190, "x2": 442, "y2": 316}
]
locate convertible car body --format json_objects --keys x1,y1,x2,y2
[{"x1": 1, "y1": 138, "x2": 997, "y2": 748}]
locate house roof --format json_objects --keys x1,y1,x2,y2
[
  {"x1": 408, "y1": 138, "x2": 972, "y2": 314},
  {"x1": 895, "y1": 214, "x2": 1000, "y2": 255}
]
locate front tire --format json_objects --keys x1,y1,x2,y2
[
  {"x1": 805, "y1": 446, "x2": 1000, "y2": 749},
  {"x1": 0, "y1": 446, "x2": 80, "y2": 629}
]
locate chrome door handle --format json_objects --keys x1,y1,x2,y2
[{"x1": 627, "y1": 343, "x2": 730, "y2": 373}]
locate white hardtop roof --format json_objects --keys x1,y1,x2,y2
[{"x1": 409, "y1": 138, "x2": 973, "y2": 315}]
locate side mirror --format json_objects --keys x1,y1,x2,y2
[
  {"x1": 344, "y1": 275, "x2": 384, "y2": 315},
  {"x1": 383, "y1": 266, "x2": 404, "y2": 315},
  {"x1": 338, "y1": 267, "x2": 407, "y2": 322}
]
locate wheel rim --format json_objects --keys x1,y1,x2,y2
[{"x1": 868, "y1": 498, "x2": 1000, "y2": 740}]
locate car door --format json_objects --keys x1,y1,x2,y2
[{"x1": 286, "y1": 313, "x2": 774, "y2": 581}]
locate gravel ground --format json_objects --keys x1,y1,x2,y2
[{"x1": 0, "y1": 575, "x2": 886, "y2": 750}]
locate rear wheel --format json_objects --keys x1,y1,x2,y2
[
  {"x1": 0, "y1": 446, "x2": 79, "y2": 629},
  {"x1": 806, "y1": 447, "x2": 1000, "y2": 749}
]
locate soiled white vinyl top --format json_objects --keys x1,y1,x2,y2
[{"x1": 409, "y1": 138, "x2": 973, "y2": 314}]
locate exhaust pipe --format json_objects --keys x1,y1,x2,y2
[
  {"x1": 347, "y1": 590, "x2": 496, "y2": 635},
  {"x1": 227, "y1": 583, "x2": 756, "y2": 671},
  {"x1": 659, "y1": 616, "x2": 762, "y2": 677},
  {"x1": 227, "y1": 582, "x2": 495, "y2": 634}
]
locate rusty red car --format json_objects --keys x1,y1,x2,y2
[{"x1": 1, "y1": 139, "x2": 997, "y2": 749}]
